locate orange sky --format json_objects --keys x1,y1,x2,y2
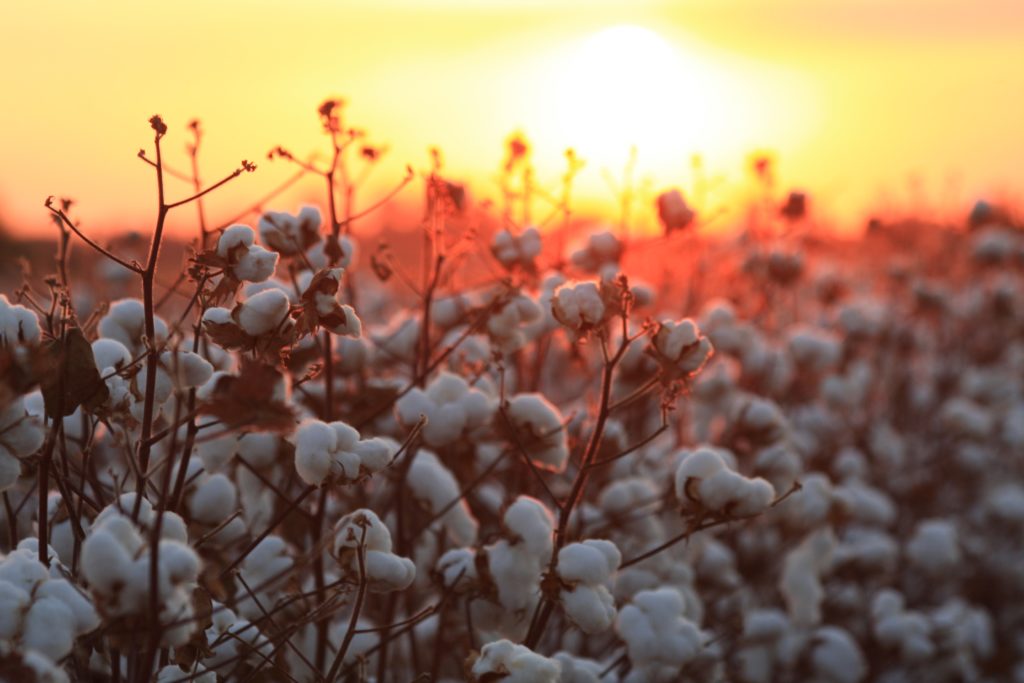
[{"x1": 2, "y1": 0, "x2": 1022, "y2": 238}]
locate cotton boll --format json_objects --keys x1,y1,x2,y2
[
  {"x1": 780, "y1": 528, "x2": 836, "y2": 627},
  {"x1": 237, "y1": 432, "x2": 279, "y2": 469},
  {"x1": 0, "y1": 294, "x2": 41, "y2": 344},
  {"x1": 234, "y1": 244, "x2": 278, "y2": 282},
  {"x1": 92, "y1": 337, "x2": 132, "y2": 371},
  {"x1": 503, "y1": 497, "x2": 554, "y2": 559},
  {"x1": 0, "y1": 581, "x2": 30, "y2": 639},
  {"x1": 558, "y1": 540, "x2": 621, "y2": 585},
  {"x1": 562, "y1": 583, "x2": 617, "y2": 633},
  {"x1": 652, "y1": 319, "x2": 713, "y2": 375},
  {"x1": 189, "y1": 473, "x2": 238, "y2": 524},
  {"x1": 36, "y1": 578, "x2": 100, "y2": 635},
  {"x1": 161, "y1": 350, "x2": 214, "y2": 389},
  {"x1": 258, "y1": 206, "x2": 323, "y2": 256},
  {"x1": 217, "y1": 224, "x2": 256, "y2": 257},
  {"x1": 504, "y1": 394, "x2": 569, "y2": 472},
  {"x1": 21, "y1": 596, "x2": 76, "y2": 660},
  {"x1": 364, "y1": 550, "x2": 417, "y2": 592},
  {"x1": 552, "y1": 653, "x2": 610, "y2": 683},
  {"x1": 237, "y1": 289, "x2": 290, "y2": 336},
  {"x1": 435, "y1": 548, "x2": 477, "y2": 590},
  {"x1": 99, "y1": 299, "x2": 168, "y2": 353},
  {"x1": 294, "y1": 419, "x2": 335, "y2": 486},
  {"x1": 905, "y1": 519, "x2": 960, "y2": 573},
  {"x1": 810, "y1": 626, "x2": 867, "y2": 683},
  {"x1": 0, "y1": 550, "x2": 50, "y2": 593},
  {"x1": 552, "y1": 281, "x2": 605, "y2": 331},
  {"x1": 471, "y1": 639, "x2": 561, "y2": 683},
  {"x1": 407, "y1": 450, "x2": 479, "y2": 545},
  {"x1": 616, "y1": 588, "x2": 703, "y2": 680}
]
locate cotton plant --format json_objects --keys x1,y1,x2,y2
[{"x1": 395, "y1": 371, "x2": 495, "y2": 448}]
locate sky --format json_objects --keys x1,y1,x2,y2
[{"x1": 1, "y1": 0, "x2": 1022, "y2": 238}]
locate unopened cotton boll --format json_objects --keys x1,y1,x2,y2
[{"x1": 471, "y1": 639, "x2": 561, "y2": 683}]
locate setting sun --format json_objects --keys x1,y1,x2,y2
[{"x1": 553, "y1": 25, "x2": 715, "y2": 163}]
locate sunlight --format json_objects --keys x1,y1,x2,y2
[{"x1": 552, "y1": 25, "x2": 720, "y2": 167}]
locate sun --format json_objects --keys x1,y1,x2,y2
[{"x1": 552, "y1": 25, "x2": 719, "y2": 168}]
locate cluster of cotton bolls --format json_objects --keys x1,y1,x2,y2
[{"x1": 7, "y1": 172, "x2": 1024, "y2": 683}]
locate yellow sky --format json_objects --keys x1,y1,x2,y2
[{"x1": 1, "y1": 0, "x2": 1022, "y2": 237}]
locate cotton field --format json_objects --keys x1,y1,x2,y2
[{"x1": 1, "y1": 110, "x2": 1023, "y2": 683}]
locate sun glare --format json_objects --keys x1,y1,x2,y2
[{"x1": 553, "y1": 25, "x2": 719, "y2": 167}]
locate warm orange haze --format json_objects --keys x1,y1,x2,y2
[{"x1": 2, "y1": 0, "x2": 1022, "y2": 238}]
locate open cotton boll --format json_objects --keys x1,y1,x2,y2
[
  {"x1": 91, "y1": 337, "x2": 132, "y2": 371},
  {"x1": 787, "y1": 326, "x2": 842, "y2": 372},
  {"x1": 99, "y1": 299, "x2": 168, "y2": 353},
  {"x1": 905, "y1": 519, "x2": 960, "y2": 572},
  {"x1": 780, "y1": 528, "x2": 836, "y2": 627},
  {"x1": 491, "y1": 227, "x2": 542, "y2": 270},
  {"x1": 237, "y1": 289, "x2": 291, "y2": 337},
  {"x1": 217, "y1": 224, "x2": 255, "y2": 257},
  {"x1": 652, "y1": 319, "x2": 714, "y2": 375},
  {"x1": 675, "y1": 446, "x2": 775, "y2": 516},
  {"x1": 0, "y1": 294, "x2": 41, "y2": 344},
  {"x1": 36, "y1": 578, "x2": 100, "y2": 636},
  {"x1": 503, "y1": 496, "x2": 554, "y2": 559},
  {"x1": 488, "y1": 294, "x2": 543, "y2": 352},
  {"x1": 293, "y1": 418, "x2": 390, "y2": 486},
  {"x1": 616, "y1": 588, "x2": 703, "y2": 681},
  {"x1": 435, "y1": 548, "x2": 478, "y2": 590},
  {"x1": 334, "y1": 509, "x2": 416, "y2": 592},
  {"x1": 470, "y1": 639, "x2": 561, "y2": 683},
  {"x1": 233, "y1": 244, "x2": 278, "y2": 282},
  {"x1": 396, "y1": 371, "x2": 495, "y2": 447},
  {"x1": 503, "y1": 394, "x2": 569, "y2": 472},
  {"x1": 21, "y1": 596, "x2": 76, "y2": 661},
  {"x1": 407, "y1": 449, "x2": 479, "y2": 545},
  {"x1": 570, "y1": 231, "x2": 623, "y2": 274},
  {"x1": 552, "y1": 281, "x2": 606, "y2": 331},
  {"x1": 558, "y1": 540, "x2": 621, "y2": 586},
  {"x1": 810, "y1": 626, "x2": 867, "y2": 683},
  {"x1": 552, "y1": 652, "x2": 611, "y2": 683},
  {"x1": 189, "y1": 473, "x2": 238, "y2": 524},
  {"x1": 561, "y1": 583, "x2": 617, "y2": 634},
  {"x1": 0, "y1": 582, "x2": 29, "y2": 639},
  {"x1": 258, "y1": 205, "x2": 323, "y2": 256}
]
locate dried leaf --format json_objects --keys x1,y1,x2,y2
[
  {"x1": 39, "y1": 327, "x2": 109, "y2": 418},
  {"x1": 199, "y1": 360, "x2": 296, "y2": 434}
]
